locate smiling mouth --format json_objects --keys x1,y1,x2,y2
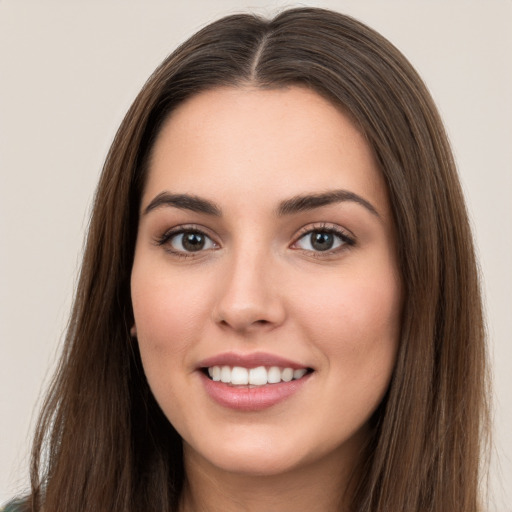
[{"x1": 203, "y1": 365, "x2": 313, "y2": 386}]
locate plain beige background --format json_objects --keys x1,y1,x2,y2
[{"x1": 1, "y1": 0, "x2": 511, "y2": 509}]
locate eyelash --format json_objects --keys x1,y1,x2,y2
[
  {"x1": 154, "y1": 225, "x2": 218, "y2": 259},
  {"x1": 154, "y1": 223, "x2": 355, "y2": 259},
  {"x1": 291, "y1": 223, "x2": 356, "y2": 256}
]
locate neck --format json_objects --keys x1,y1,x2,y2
[{"x1": 179, "y1": 434, "x2": 366, "y2": 512}]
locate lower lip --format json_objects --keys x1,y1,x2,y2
[{"x1": 200, "y1": 372, "x2": 312, "y2": 411}]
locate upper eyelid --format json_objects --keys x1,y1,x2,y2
[
  {"x1": 161, "y1": 223, "x2": 215, "y2": 237},
  {"x1": 155, "y1": 224, "x2": 219, "y2": 246},
  {"x1": 293, "y1": 222, "x2": 356, "y2": 241}
]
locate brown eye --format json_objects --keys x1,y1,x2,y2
[{"x1": 169, "y1": 231, "x2": 216, "y2": 253}]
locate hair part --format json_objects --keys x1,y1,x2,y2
[{"x1": 22, "y1": 7, "x2": 489, "y2": 512}]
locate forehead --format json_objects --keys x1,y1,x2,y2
[{"x1": 144, "y1": 86, "x2": 389, "y2": 217}]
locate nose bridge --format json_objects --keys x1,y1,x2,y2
[{"x1": 213, "y1": 237, "x2": 284, "y2": 331}]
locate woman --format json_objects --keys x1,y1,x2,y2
[{"x1": 5, "y1": 7, "x2": 489, "y2": 512}]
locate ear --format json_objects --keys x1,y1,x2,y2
[{"x1": 130, "y1": 325, "x2": 137, "y2": 337}]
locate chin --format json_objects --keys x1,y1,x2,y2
[
  {"x1": 184, "y1": 433, "x2": 311, "y2": 477},
  {"x1": 209, "y1": 451, "x2": 304, "y2": 477},
  {"x1": 185, "y1": 428, "x2": 354, "y2": 480}
]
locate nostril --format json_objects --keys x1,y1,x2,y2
[{"x1": 216, "y1": 313, "x2": 273, "y2": 330}]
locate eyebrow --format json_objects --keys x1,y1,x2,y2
[
  {"x1": 276, "y1": 190, "x2": 380, "y2": 217},
  {"x1": 144, "y1": 192, "x2": 222, "y2": 216},
  {"x1": 143, "y1": 189, "x2": 379, "y2": 218}
]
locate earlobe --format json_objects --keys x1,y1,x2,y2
[{"x1": 130, "y1": 325, "x2": 137, "y2": 338}]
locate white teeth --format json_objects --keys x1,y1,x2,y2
[
  {"x1": 281, "y1": 368, "x2": 294, "y2": 382},
  {"x1": 267, "y1": 366, "x2": 281, "y2": 384},
  {"x1": 249, "y1": 366, "x2": 267, "y2": 385},
  {"x1": 206, "y1": 365, "x2": 309, "y2": 386},
  {"x1": 293, "y1": 368, "x2": 307, "y2": 379},
  {"x1": 220, "y1": 366, "x2": 231, "y2": 383},
  {"x1": 231, "y1": 366, "x2": 249, "y2": 385}
]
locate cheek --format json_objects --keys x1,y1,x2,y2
[
  {"x1": 131, "y1": 264, "x2": 210, "y2": 368},
  {"x1": 130, "y1": 267, "x2": 211, "y2": 424},
  {"x1": 296, "y1": 267, "x2": 401, "y2": 368}
]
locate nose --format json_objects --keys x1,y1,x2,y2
[{"x1": 212, "y1": 248, "x2": 286, "y2": 333}]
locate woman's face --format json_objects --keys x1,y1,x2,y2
[{"x1": 131, "y1": 86, "x2": 402, "y2": 477}]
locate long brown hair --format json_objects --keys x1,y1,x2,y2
[{"x1": 20, "y1": 7, "x2": 488, "y2": 512}]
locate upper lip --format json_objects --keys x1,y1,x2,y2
[{"x1": 198, "y1": 352, "x2": 311, "y2": 370}]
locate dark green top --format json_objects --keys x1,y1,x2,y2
[{"x1": 1, "y1": 501, "x2": 25, "y2": 512}]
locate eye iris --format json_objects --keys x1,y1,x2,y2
[
  {"x1": 182, "y1": 232, "x2": 205, "y2": 251},
  {"x1": 311, "y1": 231, "x2": 334, "y2": 251}
]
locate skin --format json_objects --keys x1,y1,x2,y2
[{"x1": 131, "y1": 86, "x2": 402, "y2": 511}]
